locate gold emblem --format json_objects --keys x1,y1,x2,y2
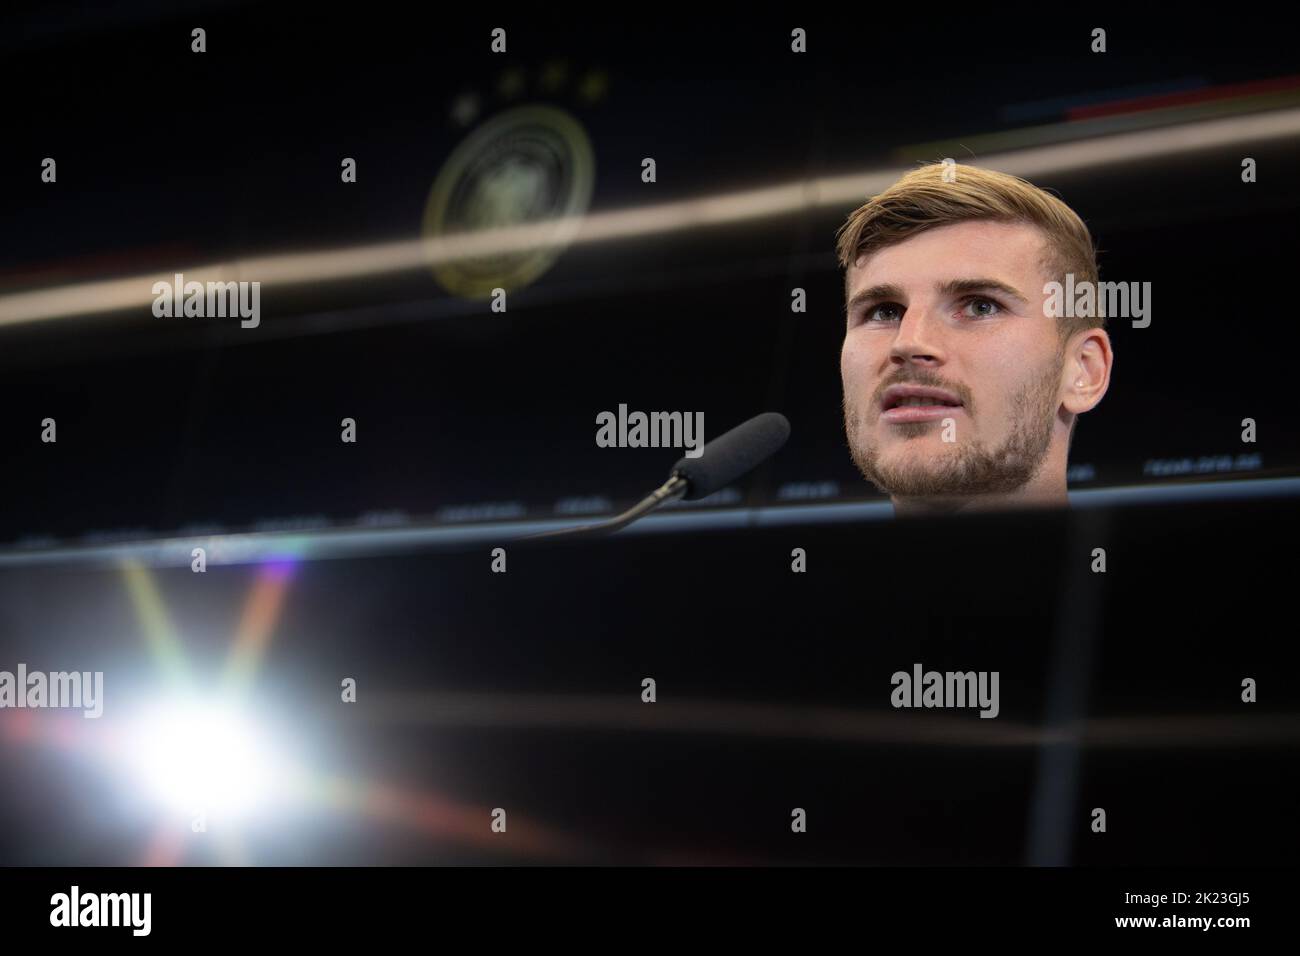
[{"x1": 423, "y1": 105, "x2": 595, "y2": 298}]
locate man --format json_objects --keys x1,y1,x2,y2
[{"x1": 837, "y1": 162, "x2": 1113, "y2": 515}]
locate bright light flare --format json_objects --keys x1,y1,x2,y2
[{"x1": 124, "y1": 695, "x2": 289, "y2": 822}]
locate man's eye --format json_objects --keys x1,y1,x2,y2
[
  {"x1": 866, "y1": 303, "x2": 902, "y2": 323},
  {"x1": 961, "y1": 296, "x2": 1002, "y2": 318}
]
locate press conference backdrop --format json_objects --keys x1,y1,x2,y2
[{"x1": 1, "y1": 7, "x2": 1298, "y2": 552}]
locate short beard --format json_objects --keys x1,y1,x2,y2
[{"x1": 845, "y1": 350, "x2": 1064, "y2": 501}]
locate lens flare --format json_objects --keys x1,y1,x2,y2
[{"x1": 124, "y1": 695, "x2": 283, "y2": 821}]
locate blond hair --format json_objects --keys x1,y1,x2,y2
[{"x1": 835, "y1": 163, "x2": 1104, "y2": 342}]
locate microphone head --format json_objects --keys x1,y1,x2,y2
[{"x1": 670, "y1": 412, "x2": 790, "y2": 501}]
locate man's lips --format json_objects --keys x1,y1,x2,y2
[
  {"x1": 881, "y1": 404, "x2": 964, "y2": 424},
  {"x1": 879, "y1": 384, "x2": 965, "y2": 423}
]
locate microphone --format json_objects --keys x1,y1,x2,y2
[
  {"x1": 668, "y1": 411, "x2": 791, "y2": 500},
  {"x1": 521, "y1": 412, "x2": 791, "y2": 541}
]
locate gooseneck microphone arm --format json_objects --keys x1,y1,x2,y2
[
  {"x1": 515, "y1": 411, "x2": 791, "y2": 543},
  {"x1": 519, "y1": 475, "x2": 688, "y2": 542}
]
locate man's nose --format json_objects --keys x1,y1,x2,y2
[{"x1": 889, "y1": 303, "x2": 946, "y2": 366}]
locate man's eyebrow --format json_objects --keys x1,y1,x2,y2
[
  {"x1": 936, "y1": 277, "x2": 1029, "y2": 306},
  {"x1": 845, "y1": 278, "x2": 1030, "y2": 312},
  {"x1": 845, "y1": 283, "x2": 904, "y2": 312}
]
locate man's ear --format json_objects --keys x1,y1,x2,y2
[{"x1": 1061, "y1": 328, "x2": 1112, "y2": 417}]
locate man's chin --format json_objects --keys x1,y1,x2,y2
[
  {"x1": 870, "y1": 465, "x2": 966, "y2": 499},
  {"x1": 878, "y1": 448, "x2": 958, "y2": 475},
  {"x1": 854, "y1": 445, "x2": 963, "y2": 497},
  {"x1": 855, "y1": 442, "x2": 1054, "y2": 501}
]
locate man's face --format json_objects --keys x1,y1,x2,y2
[{"x1": 840, "y1": 220, "x2": 1068, "y2": 502}]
